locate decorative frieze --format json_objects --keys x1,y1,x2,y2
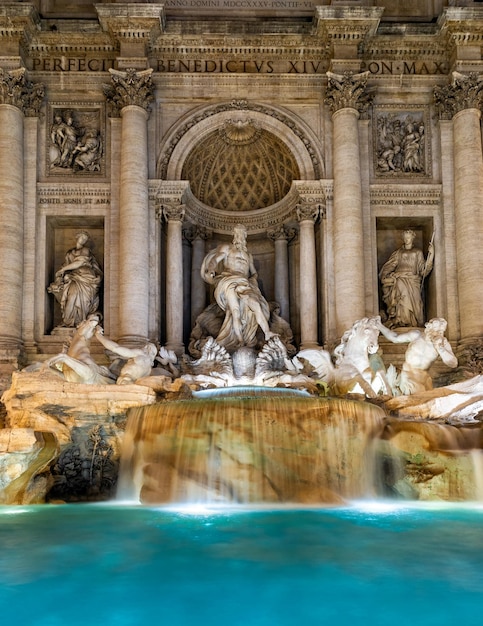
[
  {"x1": 325, "y1": 71, "x2": 373, "y2": 116},
  {"x1": 103, "y1": 68, "x2": 154, "y2": 117},
  {"x1": 0, "y1": 68, "x2": 43, "y2": 116}
]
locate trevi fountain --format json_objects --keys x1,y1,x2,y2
[{"x1": 0, "y1": 2, "x2": 483, "y2": 625}]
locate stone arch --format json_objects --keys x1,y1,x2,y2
[{"x1": 156, "y1": 100, "x2": 324, "y2": 184}]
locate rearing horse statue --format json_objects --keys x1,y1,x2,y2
[{"x1": 297, "y1": 316, "x2": 390, "y2": 398}]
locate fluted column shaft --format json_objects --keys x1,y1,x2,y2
[
  {"x1": 326, "y1": 71, "x2": 372, "y2": 337},
  {"x1": 434, "y1": 72, "x2": 483, "y2": 340},
  {"x1": 119, "y1": 105, "x2": 150, "y2": 341},
  {"x1": 164, "y1": 205, "x2": 185, "y2": 355},
  {"x1": 297, "y1": 205, "x2": 319, "y2": 349},
  {"x1": 332, "y1": 107, "x2": 365, "y2": 336},
  {"x1": 190, "y1": 228, "x2": 210, "y2": 327},
  {"x1": 0, "y1": 68, "x2": 43, "y2": 365},
  {"x1": 0, "y1": 104, "x2": 24, "y2": 350},
  {"x1": 268, "y1": 226, "x2": 293, "y2": 321},
  {"x1": 453, "y1": 108, "x2": 483, "y2": 338},
  {"x1": 105, "y1": 68, "x2": 153, "y2": 344}
]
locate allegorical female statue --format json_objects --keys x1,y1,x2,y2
[
  {"x1": 48, "y1": 231, "x2": 103, "y2": 328},
  {"x1": 379, "y1": 229, "x2": 434, "y2": 328}
]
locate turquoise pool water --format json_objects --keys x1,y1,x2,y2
[{"x1": 0, "y1": 502, "x2": 482, "y2": 625}]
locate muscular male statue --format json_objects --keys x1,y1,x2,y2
[{"x1": 201, "y1": 224, "x2": 275, "y2": 352}]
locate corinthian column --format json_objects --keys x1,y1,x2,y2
[
  {"x1": 326, "y1": 71, "x2": 373, "y2": 336},
  {"x1": 185, "y1": 225, "x2": 211, "y2": 327},
  {"x1": 163, "y1": 203, "x2": 185, "y2": 355},
  {"x1": 0, "y1": 68, "x2": 43, "y2": 367},
  {"x1": 296, "y1": 201, "x2": 320, "y2": 349},
  {"x1": 267, "y1": 225, "x2": 295, "y2": 321},
  {"x1": 105, "y1": 68, "x2": 154, "y2": 344},
  {"x1": 434, "y1": 73, "x2": 483, "y2": 340}
]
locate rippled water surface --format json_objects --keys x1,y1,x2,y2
[{"x1": 0, "y1": 502, "x2": 482, "y2": 625}]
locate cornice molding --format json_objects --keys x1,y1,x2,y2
[
  {"x1": 96, "y1": 3, "x2": 165, "y2": 45},
  {"x1": 313, "y1": 6, "x2": 384, "y2": 42}
]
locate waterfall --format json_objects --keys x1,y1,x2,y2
[{"x1": 117, "y1": 389, "x2": 385, "y2": 505}]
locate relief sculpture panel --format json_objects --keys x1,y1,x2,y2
[
  {"x1": 48, "y1": 105, "x2": 104, "y2": 175},
  {"x1": 373, "y1": 108, "x2": 430, "y2": 179}
]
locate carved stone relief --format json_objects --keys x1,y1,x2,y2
[
  {"x1": 48, "y1": 105, "x2": 104, "y2": 175},
  {"x1": 373, "y1": 107, "x2": 430, "y2": 178}
]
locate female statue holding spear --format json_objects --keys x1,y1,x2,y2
[{"x1": 379, "y1": 229, "x2": 435, "y2": 328}]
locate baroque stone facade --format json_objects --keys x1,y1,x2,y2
[{"x1": 1, "y1": 0, "x2": 483, "y2": 369}]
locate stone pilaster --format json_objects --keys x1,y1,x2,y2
[
  {"x1": 0, "y1": 68, "x2": 43, "y2": 369},
  {"x1": 296, "y1": 201, "x2": 320, "y2": 349},
  {"x1": 434, "y1": 72, "x2": 483, "y2": 340},
  {"x1": 105, "y1": 68, "x2": 154, "y2": 345},
  {"x1": 326, "y1": 71, "x2": 372, "y2": 337},
  {"x1": 267, "y1": 225, "x2": 295, "y2": 322},
  {"x1": 162, "y1": 203, "x2": 186, "y2": 356}
]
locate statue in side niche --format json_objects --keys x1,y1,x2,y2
[
  {"x1": 48, "y1": 231, "x2": 103, "y2": 328},
  {"x1": 377, "y1": 317, "x2": 458, "y2": 394},
  {"x1": 200, "y1": 224, "x2": 275, "y2": 352},
  {"x1": 379, "y1": 229, "x2": 434, "y2": 328}
]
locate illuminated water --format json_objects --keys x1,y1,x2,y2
[{"x1": 1, "y1": 503, "x2": 483, "y2": 625}]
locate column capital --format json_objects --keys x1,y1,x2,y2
[
  {"x1": 434, "y1": 71, "x2": 483, "y2": 120},
  {"x1": 296, "y1": 199, "x2": 320, "y2": 224},
  {"x1": 0, "y1": 67, "x2": 44, "y2": 116},
  {"x1": 161, "y1": 202, "x2": 186, "y2": 223},
  {"x1": 267, "y1": 225, "x2": 296, "y2": 243},
  {"x1": 325, "y1": 71, "x2": 373, "y2": 116},
  {"x1": 103, "y1": 68, "x2": 154, "y2": 117},
  {"x1": 183, "y1": 224, "x2": 212, "y2": 243}
]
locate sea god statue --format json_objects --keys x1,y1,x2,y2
[
  {"x1": 201, "y1": 224, "x2": 275, "y2": 352},
  {"x1": 48, "y1": 231, "x2": 103, "y2": 328}
]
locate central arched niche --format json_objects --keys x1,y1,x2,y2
[
  {"x1": 158, "y1": 102, "x2": 324, "y2": 235},
  {"x1": 181, "y1": 119, "x2": 301, "y2": 212}
]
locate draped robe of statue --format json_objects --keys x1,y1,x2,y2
[
  {"x1": 379, "y1": 243, "x2": 432, "y2": 328},
  {"x1": 48, "y1": 232, "x2": 103, "y2": 327},
  {"x1": 201, "y1": 227, "x2": 272, "y2": 352}
]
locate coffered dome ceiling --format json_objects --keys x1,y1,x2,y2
[{"x1": 181, "y1": 120, "x2": 300, "y2": 212}]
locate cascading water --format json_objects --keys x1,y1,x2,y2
[
  {"x1": 118, "y1": 385, "x2": 483, "y2": 505},
  {"x1": 117, "y1": 387, "x2": 385, "y2": 504}
]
